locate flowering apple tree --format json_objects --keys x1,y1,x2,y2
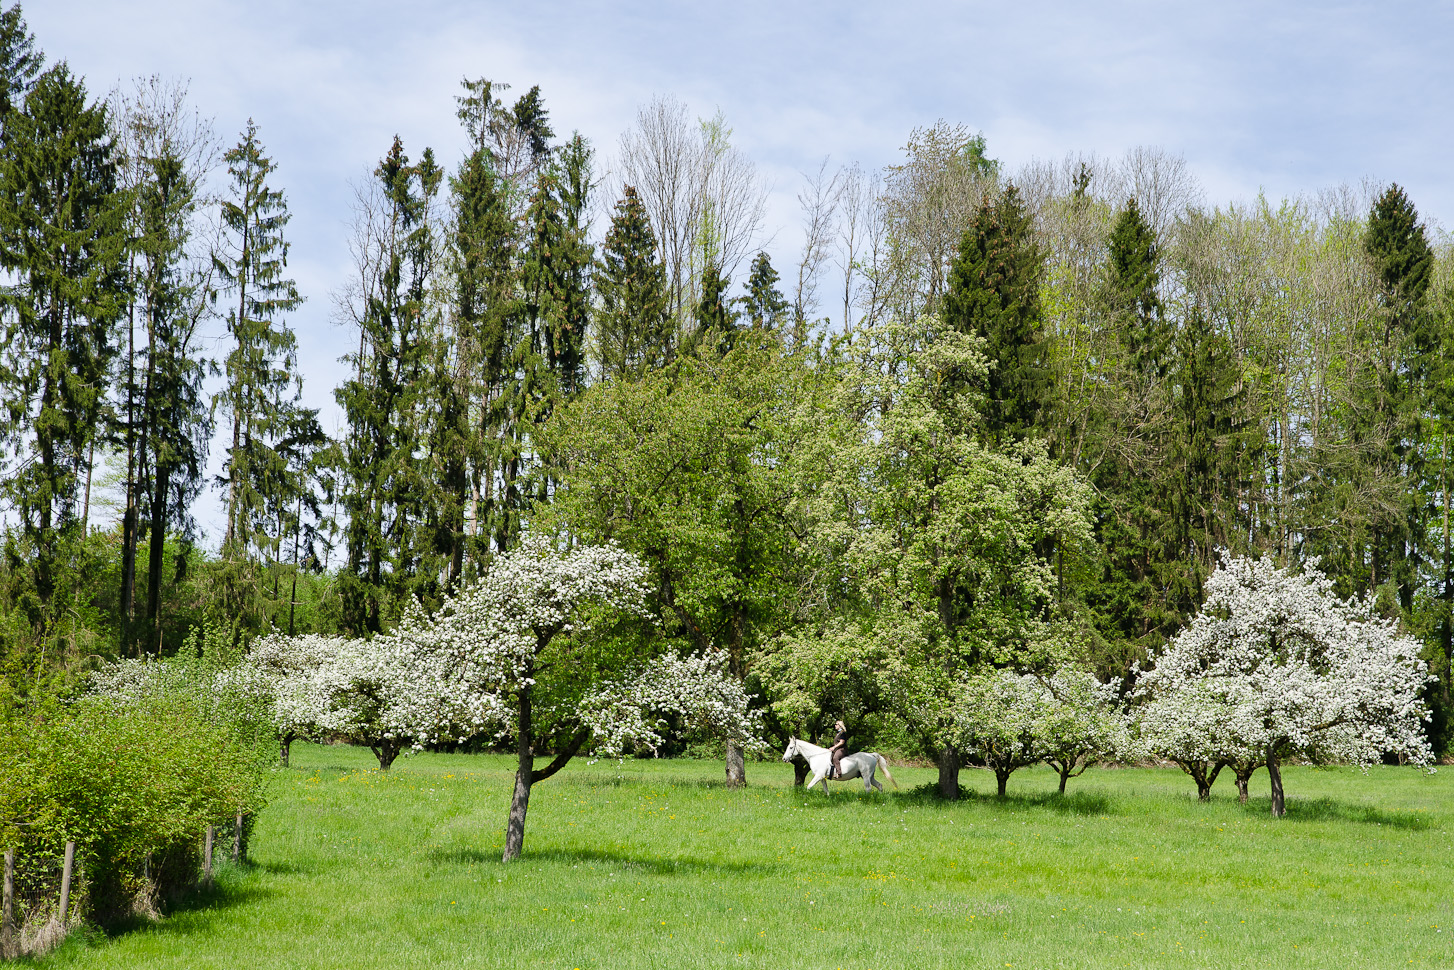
[
  {"x1": 1033, "y1": 669, "x2": 1129, "y2": 794},
  {"x1": 952, "y1": 670, "x2": 1045, "y2": 796},
  {"x1": 951, "y1": 667, "x2": 1127, "y2": 796},
  {"x1": 580, "y1": 650, "x2": 764, "y2": 757},
  {"x1": 1135, "y1": 555, "x2": 1433, "y2": 816}
]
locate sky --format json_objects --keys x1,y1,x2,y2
[{"x1": 29, "y1": 0, "x2": 1454, "y2": 544}]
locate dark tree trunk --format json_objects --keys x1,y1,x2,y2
[
  {"x1": 724, "y1": 606, "x2": 748, "y2": 788},
  {"x1": 996, "y1": 768, "x2": 1011, "y2": 797},
  {"x1": 937, "y1": 744, "x2": 960, "y2": 800},
  {"x1": 120, "y1": 499, "x2": 139, "y2": 656},
  {"x1": 504, "y1": 683, "x2": 534, "y2": 862},
  {"x1": 793, "y1": 758, "x2": 809, "y2": 787},
  {"x1": 1058, "y1": 764, "x2": 1070, "y2": 794},
  {"x1": 145, "y1": 463, "x2": 171, "y2": 656},
  {"x1": 372, "y1": 738, "x2": 403, "y2": 771},
  {"x1": 1233, "y1": 764, "x2": 1261, "y2": 804},
  {"x1": 1183, "y1": 760, "x2": 1223, "y2": 801},
  {"x1": 1267, "y1": 743, "x2": 1286, "y2": 818},
  {"x1": 280, "y1": 731, "x2": 295, "y2": 767}
]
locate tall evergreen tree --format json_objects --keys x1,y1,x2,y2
[
  {"x1": 1170, "y1": 304, "x2": 1251, "y2": 606},
  {"x1": 742, "y1": 251, "x2": 789, "y2": 332},
  {"x1": 694, "y1": 262, "x2": 738, "y2": 355},
  {"x1": 1358, "y1": 184, "x2": 1435, "y2": 610},
  {"x1": 110, "y1": 77, "x2": 216, "y2": 655},
  {"x1": 214, "y1": 121, "x2": 305, "y2": 562},
  {"x1": 451, "y1": 78, "x2": 520, "y2": 558},
  {"x1": 131, "y1": 145, "x2": 213, "y2": 657},
  {"x1": 594, "y1": 185, "x2": 669, "y2": 381},
  {"x1": 542, "y1": 134, "x2": 593, "y2": 397},
  {"x1": 943, "y1": 184, "x2": 1051, "y2": 444},
  {"x1": 0, "y1": 64, "x2": 126, "y2": 631},
  {"x1": 0, "y1": 2, "x2": 40, "y2": 132},
  {"x1": 336, "y1": 137, "x2": 442, "y2": 632}
]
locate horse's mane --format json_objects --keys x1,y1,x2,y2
[{"x1": 792, "y1": 737, "x2": 828, "y2": 756}]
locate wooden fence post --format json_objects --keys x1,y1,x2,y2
[
  {"x1": 59, "y1": 841, "x2": 75, "y2": 924},
  {"x1": 3, "y1": 847, "x2": 14, "y2": 959},
  {"x1": 232, "y1": 812, "x2": 243, "y2": 863},
  {"x1": 203, "y1": 825, "x2": 214, "y2": 886}
]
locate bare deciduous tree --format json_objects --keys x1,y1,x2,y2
[
  {"x1": 793, "y1": 157, "x2": 843, "y2": 340},
  {"x1": 617, "y1": 96, "x2": 766, "y2": 332}
]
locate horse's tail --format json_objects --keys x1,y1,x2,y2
[{"x1": 876, "y1": 754, "x2": 898, "y2": 789}]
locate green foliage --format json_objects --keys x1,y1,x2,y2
[
  {"x1": 741, "y1": 250, "x2": 789, "y2": 332},
  {"x1": 213, "y1": 118, "x2": 317, "y2": 595},
  {"x1": 943, "y1": 184, "x2": 1052, "y2": 445},
  {"x1": 0, "y1": 628, "x2": 272, "y2": 924},
  {"x1": 335, "y1": 136, "x2": 444, "y2": 632},
  {"x1": 595, "y1": 185, "x2": 670, "y2": 380},
  {"x1": 0, "y1": 63, "x2": 126, "y2": 629},
  {"x1": 547, "y1": 333, "x2": 807, "y2": 681}
]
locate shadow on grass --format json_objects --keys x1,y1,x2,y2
[
  {"x1": 1241, "y1": 796, "x2": 1433, "y2": 830},
  {"x1": 893, "y1": 783, "x2": 1114, "y2": 816},
  {"x1": 432, "y1": 845, "x2": 766, "y2": 876},
  {"x1": 92, "y1": 865, "x2": 274, "y2": 940},
  {"x1": 560, "y1": 774, "x2": 744, "y2": 791}
]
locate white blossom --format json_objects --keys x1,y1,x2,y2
[
  {"x1": 1134, "y1": 555, "x2": 1434, "y2": 774},
  {"x1": 580, "y1": 649, "x2": 764, "y2": 756}
]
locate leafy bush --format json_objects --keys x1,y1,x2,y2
[{"x1": 0, "y1": 625, "x2": 274, "y2": 933}]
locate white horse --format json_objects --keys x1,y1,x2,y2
[{"x1": 782, "y1": 737, "x2": 898, "y2": 794}]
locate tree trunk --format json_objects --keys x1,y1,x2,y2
[
  {"x1": 996, "y1": 768, "x2": 1011, "y2": 798},
  {"x1": 1234, "y1": 765, "x2": 1258, "y2": 804},
  {"x1": 145, "y1": 463, "x2": 171, "y2": 656},
  {"x1": 1266, "y1": 743, "x2": 1285, "y2": 818},
  {"x1": 725, "y1": 740, "x2": 747, "y2": 788},
  {"x1": 280, "y1": 731, "x2": 295, "y2": 767},
  {"x1": 372, "y1": 739, "x2": 402, "y2": 771},
  {"x1": 936, "y1": 744, "x2": 960, "y2": 800},
  {"x1": 1058, "y1": 764, "x2": 1070, "y2": 794},
  {"x1": 1185, "y1": 760, "x2": 1223, "y2": 801},
  {"x1": 793, "y1": 759, "x2": 809, "y2": 787},
  {"x1": 503, "y1": 684, "x2": 534, "y2": 862}
]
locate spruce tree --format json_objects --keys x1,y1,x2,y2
[
  {"x1": 543, "y1": 134, "x2": 593, "y2": 397},
  {"x1": 1359, "y1": 184, "x2": 1435, "y2": 609},
  {"x1": 214, "y1": 121, "x2": 306, "y2": 568},
  {"x1": 445, "y1": 82, "x2": 513, "y2": 573},
  {"x1": 131, "y1": 148, "x2": 213, "y2": 656},
  {"x1": 943, "y1": 184, "x2": 1051, "y2": 444},
  {"x1": 694, "y1": 262, "x2": 738, "y2": 355},
  {"x1": 1086, "y1": 197, "x2": 1181, "y2": 652},
  {"x1": 0, "y1": 64, "x2": 126, "y2": 630},
  {"x1": 0, "y1": 2, "x2": 40, "y2": 131},
  {"x1": 336, "y1": 137, "x2": 442, "y2": 631},
  {"x1": 595, "y1": 185, "x2": 669, "y2": 380},
  {"x1": 742, "y1": 251, "x2": 789, "y2": 332}
]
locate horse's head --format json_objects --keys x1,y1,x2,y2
[{"x1": 781, "y1": 738, "x2": 798, "y2": 762}]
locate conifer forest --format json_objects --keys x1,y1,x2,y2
[{"x1": 2, "y1": 0, "x2": 1452, "y2": 771}]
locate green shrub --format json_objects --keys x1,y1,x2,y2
[{"x1": 0, "y1": 626, "x2": 274, "y2": 931}]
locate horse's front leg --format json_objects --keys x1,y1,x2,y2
[{"x1": 817, "y1": 772, "x2": 831, "y2": 794}]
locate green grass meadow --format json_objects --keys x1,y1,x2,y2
[{"x1": 32, "y1": 743, "x2": 1454, "y2": 970}]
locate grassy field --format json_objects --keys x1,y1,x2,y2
[{"x1": 32, "y1": 743, "x2": 1453, "y2": 970}]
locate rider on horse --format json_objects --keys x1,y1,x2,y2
[{"x1": 826, "y1": 720, "x2": 847, "y2": 779}]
